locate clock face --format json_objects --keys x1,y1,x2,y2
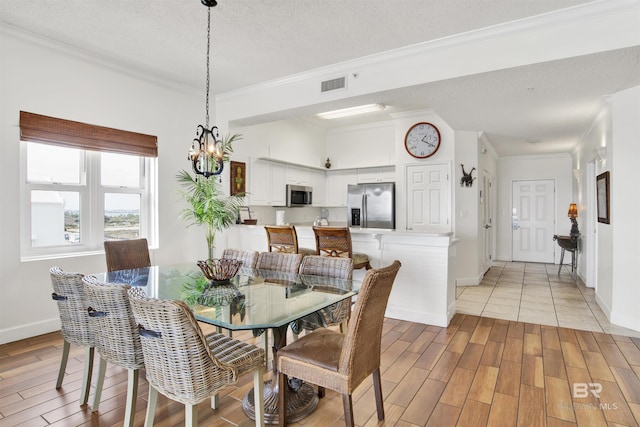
[{"x1": 404, "y1": 122, "x2": 441, "y2": 159}]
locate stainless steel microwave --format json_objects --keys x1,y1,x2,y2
[{"x1": 286, "y1": 184, "x2": 313, "y2": 207}]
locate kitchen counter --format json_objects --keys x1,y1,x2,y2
[{"x1": 223, "y1": 224, "x2": 458, "y2": 327}]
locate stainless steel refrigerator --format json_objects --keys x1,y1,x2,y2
[{"x1": 347, "y1": 183, "x2": 395, "y2": 229}]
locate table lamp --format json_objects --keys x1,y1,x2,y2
[{"x1": 568, "y1": 203, "x2": 579, "y2": 239}]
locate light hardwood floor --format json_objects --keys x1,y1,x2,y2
[{"x1": 2, "y1": 311, "x2": 640, "y2": 426}]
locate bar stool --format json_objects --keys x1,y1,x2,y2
[
  {"x1": 313, "y1": 226, "x2": 371, "y2": 270},
  {"x1": 264, "y1": 225, "x2": 315, "y2": 256}
]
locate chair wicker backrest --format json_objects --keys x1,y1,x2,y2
[
  {"x1": 256, "y1": 251, "x2": 302, "y2": 273},
  {"x1": 127, "y1": 288, "x2": 247, "y2": 405},
  {"x1": 49, "y1": 267, "x2": 94, "y2": 348},
  {"x1": 104, "y1": 238, "x2": 151, "y2": 272},
  {"x1": 299, "y1": 255, "x2": 353, "y2": 280},
  {"x1": 222, "y1": 248, "x2": 259, "y2": 269},
  {"x1": 82, "y1": 276, "x2": 144, "y2": 370},
  {"x1": 264, "y1": 226, "x2": 299, "y2": 254},
  {"x1": 338, "y1": 261, "x2": 401, "y2": 382},
  {"x1": 313, "y1": 226, "x2": 353, "y2": 258}
]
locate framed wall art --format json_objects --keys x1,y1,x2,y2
[
  {"x1": 596, "y1": 171, "x2": 610, "y2": 224},
  {"x1": 230, "y1": 161, "x2": 246, "y2": 195}
]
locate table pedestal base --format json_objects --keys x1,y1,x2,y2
[{"x1": 242, "y1": 379, "x2": 319, "y2": 424}]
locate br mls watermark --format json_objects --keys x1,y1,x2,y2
[{"x1": 556, "y1": 383, "x2": 619, "y2": 411}]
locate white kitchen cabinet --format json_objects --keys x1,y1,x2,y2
[
  {"x1": 309, "y1": 168, "x2": 326, "y2": 206},
  {"x1": 325, "y1": 169, "x2": 358, "y2": 207},
  {"x1": 357, "y1": 166, "x2": 395, "y2": 183},
  {"x1": 249, "y1": 158, "x2": 286, "y2": 206},
  {"x1": 286, "y1": 165, "x2": 310, "y2": 185}
]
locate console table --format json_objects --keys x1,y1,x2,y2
[{"x1": 553, "y1": 235, "x2": 577, "y2": 277}]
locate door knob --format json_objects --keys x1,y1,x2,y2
[{"x1": 484, "y1": 224, "x2": 492, "y2": 229}]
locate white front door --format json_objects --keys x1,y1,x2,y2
[
  {"x1": 406, "y1": 163, "x2": 450, "y2": 231},
  {"x1": 512, "y1": 179, "x2": 555, "y2": 263},
  {"x1": 481, "y1": 170, "x2": 495, "y2": 272}
]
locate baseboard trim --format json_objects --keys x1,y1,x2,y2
[
  {"x1": 0, "y1": 318, "x2": 61, "y2": 345},
  {"x1": 385, "y1": 306, "x2": 449, "y2": 327},
  {"x1": 456, "y1": 272, "x2": 484, "y2": 287}
]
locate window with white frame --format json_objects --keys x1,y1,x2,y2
[{"x1": 20, "y1": 111, "x2": 157, "y2": 259}]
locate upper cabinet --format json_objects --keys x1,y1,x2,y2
[
  {"x1": 357, "y1": 166, "x2": 395, "y2": 183},
  {"x1": 249, "y1": 158, "x2": 286, "y2": 206},
  {"x1": 309, "y1": 169, "x2": 326, "y2": 206},
  {"x1": 286, "y1": 165, "x2": 311, "y2": 185},
  {"x1": 325, "y1": 170, "x2": 358, "y2": 207}
]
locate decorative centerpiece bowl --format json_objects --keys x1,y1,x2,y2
[{"x1": 197, "y1": 258, "x2": 242, "y2": 286}]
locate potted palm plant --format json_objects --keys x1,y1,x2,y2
[{"x1": 177, "y1": 133, "x2": 245, "y2": 259}]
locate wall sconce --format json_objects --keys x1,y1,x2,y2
[{"x1": 568, "y1": 203, "x2": 579, "y2": 239}]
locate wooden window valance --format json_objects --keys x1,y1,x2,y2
[{"x1": 19, "y1": 111, "x2": 158, "y2": 157}]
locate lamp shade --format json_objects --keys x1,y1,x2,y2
[{"x1": 568, "y1": 203, "x2": 578, "y2": 218}]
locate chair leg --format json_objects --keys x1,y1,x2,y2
[
  {"x1": 262, "y1": 332, "x2": 269, "y2": 367},
  {"x1": 318, "y1": 386, "x2": 325, "y2": 398},
  {"x1": 80, "y1": 347, "x2": 94, "y2": 406},
  {"x1": 56, "y1": 340, "x2": 70, "y2": 389},
  {"x1": 211, "y1": 394, "x2": 219, "y2": 410},
  {"x1": 342, "y1": 393, "x2": 355, "y2": 427},
  {"x1": 278, "y1": 371, "x2": 288, "y2": 427},
  {"x1": 253, "y1": 365, "x2": 265, "y2": 427},
  {"x1": 123, "y1": 368, "x2": 139, "y2": 427},
  {"x1": 185, "y1": 403, "x2": 198, "y2": 427},
  {"x1": 91, "y1": 357, "x2": 107, "y2": 412},
  {"x1": 372, "y1": 367, "x2": 385, "y2": 420},
  {"x1": 145, "y1": 385, "x2": 158, "y2": 427}
]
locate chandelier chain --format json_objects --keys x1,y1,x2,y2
[{"x1": 205, "y1": 6, "x2": 211, "y2": 128}]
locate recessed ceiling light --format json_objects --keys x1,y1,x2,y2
[{"x1": 317, "y1": 103, "x2": 386, "y2": 119}]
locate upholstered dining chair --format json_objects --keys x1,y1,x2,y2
[
  {"x1": 127, "y1": 287, "x2": 266, "y2": 427},
  {"x1": 264, "y1": 225, "x2": 315, "y2": 256},
  {"x1": 277, "y1": 260, "x2": 401, "y2": 427},
  {"x1": 104, "y1": 238, "x2": 151, "y2": 272},
  {"x1": 313, "y1": 226, "x2": 371, "y2": 270},
  {"x1": 222, "y1": 248, "x2": 259, "y2": 269},
  {"x1": 49, "y1": 267, "x2": 95, "y2": 406},
  {"x1": 290, "y1": 255, "x2": 353, "y2": 339},
  {"x1": 82, "y1": 275, "x2": 144, "y2": 427}
]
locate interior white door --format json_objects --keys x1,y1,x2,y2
[
  {"x1": 406, "y1": 163, "x2": 450, "y2": 231},
  {"x1": 512, "y1": 179, "x2": 555, "y2": 263},
  {"x1": 481, "y1": 170, "x2": 495, "y2": 272}
]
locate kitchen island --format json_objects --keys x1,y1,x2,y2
[{"x1": 223, "y1": 224, "x2": 458, "y2": 327}]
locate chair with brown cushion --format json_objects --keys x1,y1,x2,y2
[
  {"x1": 82, "y1": 275, "x2": 145, "y2": 427},
  {"x1": 277, "y1": 260, "x2": 401, "y2": 427},
  {"x1": 104, "y1": 238, "x2": 151, "y2": 272},
  {"x1": 127, "y1": 287, "x2": 265, "y2": 427},
  {"x1": 290, "y1": 255, "x2": 353, "y2": 338},
  {"x1": 313, "y1": 226, "x2": 371, "y2": 270},
  {"x1": 264, "y1": 225, "x2": 315, "y2": 256},
  {"x1": 49, "y1": 267, "x2": 95, "y2": 406},
  {"x1": 222, "y1": 248, "x2": 259, "y2": 269}
]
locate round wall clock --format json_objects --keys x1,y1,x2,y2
[{"x1": 404, "y1": 122, "x2": 441, "y2": 159}]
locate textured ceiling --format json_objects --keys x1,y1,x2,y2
[{"x1": 1, "y1": 0, "x2": 638, "y2": 155}]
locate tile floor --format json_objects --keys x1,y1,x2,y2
[{"x1": 456, "y1": 260, "x2": 640, "y2": 337}]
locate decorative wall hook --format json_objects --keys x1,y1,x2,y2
[{"x1": 460, "y1": 164, "x2": 476, "y2": 187}]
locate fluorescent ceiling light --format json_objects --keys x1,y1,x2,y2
[{"x1": 317, "y1": 103, "x2": 386, "y2": 119}]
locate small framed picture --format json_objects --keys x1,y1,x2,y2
[
  {"x1": 230, "y1": 161, "x2": 246, "y2": 195},
  {"x1": 596, "y1": 171, "x2": 610, "y2": 224}
]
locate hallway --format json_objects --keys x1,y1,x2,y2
[{"x1": 456, "y1": 261, "x2": 640, "y2": 338}]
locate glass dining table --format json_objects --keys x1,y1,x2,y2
[{"x1": 93, "y1": 262, "x2": 361, "y2": 424}]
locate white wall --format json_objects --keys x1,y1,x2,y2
[
  {"x1": 495, "y1": 154, "x2": 573, "y2": 262},
  {"x1": 0, "y1": 29, "x2": 206, "y2": 343},
  {"x1": 609, "y1": 86, "x2": 640, "y2": 331}
]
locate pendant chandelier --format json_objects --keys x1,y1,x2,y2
[{"x1": 188, "y1": 0, "x2": 223, "y2": 179}]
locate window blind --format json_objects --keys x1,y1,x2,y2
[{"x1": 19, "y1": 111, "x2": 158, "y2": 157}]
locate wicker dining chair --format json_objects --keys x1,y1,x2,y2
[
  {"x1": 290, "y1": 256, "x2": 354, "y2": 338},
  {"x1": 277, "y1": 260, "x2": 401, "y2": 427},
  {"x1": 127, "y1": 287, "x2": 266, "y2": 427},
  {"x1": 264, "y1": 225, "x2": 315, "y2": 256},
  {"x1": 313, "y1": 226, "x2": 371, "y2": 270},
  {"x1": 82, "y1": 275, "x2": 145, "y2": 427},
  {"x1": 49, "y1": 267, "x2": 95, "y2": 406},
  {"x1": 104, "y1": 238, "x2": 151, "y2": 272},
  {"x1": 255, "y1": 251, "x2": 303, "y2": 273},
  {"x1": 222, "y1": 248, "x2": 259, "y2": 269}
]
